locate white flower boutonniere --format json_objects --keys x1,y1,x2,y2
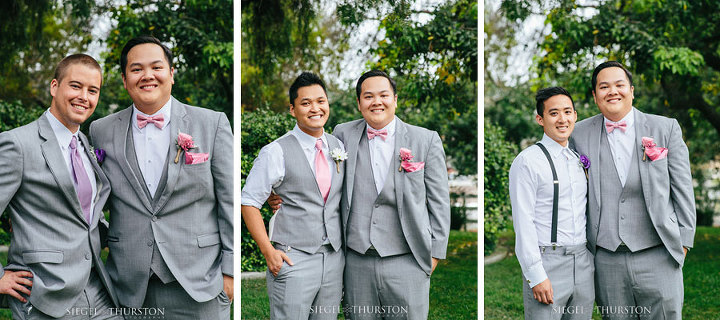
[{"x1": 330, "y1": 148, "x2": 348, "y2": 173}]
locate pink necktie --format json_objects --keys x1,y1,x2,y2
[
  {"x1": 314, "y1": 139, "x2": 331, "y2": 202},
  {"x1": 367, "y1": 128, "x2": 388, "y2": 141},
  {"x1": 137, "y1": 114, "x2": 165, "y2": 129},
  {"x1": 70, "y1": 136, "x2": 92, "y2": 222},
  {"x1": 605, "y1": 120, "x2": 627, "y2": 133}
]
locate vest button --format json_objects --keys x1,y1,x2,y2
[
  {"x1": 374, "y1": 204, "x2": 379, "y2": 208},
  {"x1": 85, "y1": 253, "x2": 91, "y2": 260},
  {"x1": 147, "y1": 240, "x2": 154, "y2": 247},
  {"x1": 152, "y1": 216, "x2": 158, "y2": 222},
  {"x1": 621, "y1": 198, "x2": 625, "y2": 203},
  {"x1": 620, "y1": 216, "x2": 625, "y2": 220}
]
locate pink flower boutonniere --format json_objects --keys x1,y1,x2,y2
[
  {"x1": 176, "y1": 131, "x2": 210, "y2": 164},
  {"x1": 641, "y1": 137, "x2": 668, "y2": 161},
  {"x1": 398, "y1": 148, "x2": 425, "y2": 172}
]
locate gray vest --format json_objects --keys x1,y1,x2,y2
[
  {"x1": 125, "y1": 125, "x2": 175, "y2": 283},
  {"x1": 270, "y1": 134, "x2": 343, "y2": 254},
  {"x1": 346, "y1": 133, "x2": 411, "y2": 257},
  {"x1": 597, "y1": 131, "x2": 662, "y2": 252}
]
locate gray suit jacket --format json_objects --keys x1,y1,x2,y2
[
  {"x1": 333, "y1": 117, "x2": 450, "y2": 274},
  {"x1": 0, "y1": 114, "x2": 118, "y2": 317},
  {"x1": 89, "y1": 97, "x2": 233, "y2": 307},
  {"x1": 571, "y1": 109, "x2": 696, "y2": 266}
]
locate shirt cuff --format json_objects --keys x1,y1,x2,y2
[{"x1": 524, "y1": 264, "x2": 548, "y2": 288}]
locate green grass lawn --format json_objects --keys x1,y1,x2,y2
[
  {"x1": 484, "y1": 226, "x2": 720, "y2": 319},
  {"x1": 241, "y1": 230, "x2": 478, "y2": 319}
]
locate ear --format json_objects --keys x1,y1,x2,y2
[
  {"x1": 630, "y1": 85, "x2": 634, "y2": 99},
  {"x1": 592, "y1": 90, "x2": 598, "y2": 105},
  {"x1": 50, "y1": 79, "x2": 59, "y2": 97},
  {"x1": 357, "y1": 99, "x2": 361, "y2": 112},
  {"x1": 170, "y1": 67, "x2": 175, "y2": 85},
  {"x1": 535, "y1": 114, "x2": 544, "y2": 126},
  {"x1": 122, "y1": 74, "x2": 128, "y2": 90},
  {"x1": 289, "y1": 104, "x2": 296, "y2": 118}
]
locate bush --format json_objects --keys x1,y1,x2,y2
[
  {"x1": 241, "y1": 107, "x2": 295, "y2": 272},
  {"x1": 483, "y1": 120, "x2": 517, "y2": 255}
]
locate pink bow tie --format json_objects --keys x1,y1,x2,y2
[
  {"x1": 367, "y1": 128, "x2": 388, "y2": 141},
  {"x1": 137, "y1": 114, "x2": 165, "y2": 129},
  {"x1": 605, "y1": 120, "x2": 627, "y2": 133}
]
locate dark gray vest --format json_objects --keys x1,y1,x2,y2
[
  {"x1": 125, "y1": 125, "x2": 175, "y2": 283},
  {"x1": 270, "y1": 134, "x2": 343, "y2": 253},
  {"x1": 597, "y1": 131, "x2": 662, "y2": 251},
  {"x1": 346, "y1": 133, "x2": 411, "y2": 256}
]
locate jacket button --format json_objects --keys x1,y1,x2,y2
[
  {"x1": 85, "y1": 253, "x2": 91, "y2": 260},
  {"x1": 374, "y1": 204, "x2": 379, "y2": 208},
  {"x1": 147, "y1": 240, "x2": 154, "y2": 247},
  {"x1": 152, "y1": 216, "x2": 158, "y2": 222}
]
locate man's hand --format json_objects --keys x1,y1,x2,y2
[
  {"x1": 532, "y1": 278, "x2": 554, "y2": 305},
  {"x1": 431, "y1": 258, "x2": 439, "y2": 274},
  {"x1": 0, "y1": 270, "x2": 33, "y2": 302},
  {"x1": 683, "y1": 247, "x2": 688, "y2": 256},
  {"x1": 222, "y1": 274, "x2": 234, "y2": 302},
  {"x1": 267, "y1": 192, "x2": 283, "y2": 213},
  {"x1": 265, "y1": 249, "x2": 293, "y2": 277}
]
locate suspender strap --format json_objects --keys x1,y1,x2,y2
[{"x1": 535, "y1": 143, "x2": 559, "y2": 248}]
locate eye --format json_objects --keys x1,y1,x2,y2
[
  {"x1": 131, "y1": 68, "x2": 141, "y2": 72},
  {"x1": 317, "y1": 99, "x2": 326, "y2": 104},
  {"x1": 153, "y1": 66, "x2": 162, "y2": 70},
  {"x1": 550, "y1": 111, "x2": 558, "y2": 116},
  {"x1": 301, "y1": 102, "x2": 310, "y2": 106},
  {"x1": 70, "y1": 84, "x2": 80, "y2": 89}
]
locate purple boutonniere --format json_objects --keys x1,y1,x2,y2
[
  {"x1": 94, "y1": 148, "x2": 106, "y2": 165},
  {"x1": 579, "y1": 154, "x2": 590, "y2": 179}
]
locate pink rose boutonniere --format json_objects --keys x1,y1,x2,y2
[
  {"x1": 641, "y1": 137, "x2": 668, "y2": 161},
  {"x1": 398, "y1": 148, "x2": 425, "y2": 172},
  {"x1": 175, "y1": 131, "x2": 210, "y2": 164}
]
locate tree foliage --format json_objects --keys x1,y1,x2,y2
[{"x1": 483, "y1": 120, "x2": 516, "y2": 255}]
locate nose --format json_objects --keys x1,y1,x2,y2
[
  {"x1": 141, "y1": 68, "x2": 155, "y2": 81},
  {"x1": 78, "y1": 88, "x2": 89, "y2": 101}
]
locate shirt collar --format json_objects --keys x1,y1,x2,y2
[
  {"x1": 539, "y1": 134, "x2": 572, "y2": 159},
  {"x1": 603, "y1": 107, "x2": 635, "y2": 132},
  {"x1": 45, "y1": 110, "x2": 79, "y2": 150},
  {"x1": 365, "y1": 116, "x2": 397, "y2": 137},
  {"x1": 132, "y1": 98, "x2": 172, "y2": 130},
  {"x1": 291, "y1": 124, "x2": 328, "y2": 150}
]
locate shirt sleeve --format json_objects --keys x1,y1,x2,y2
[
  {"x1": 509, "y1": 153, "x2": 548, "y2": 287},
  {"x1": 241, "y1": 142, "x2": 284, "y2": 209}
]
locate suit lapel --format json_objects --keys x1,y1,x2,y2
[
  {"x1": 326, "y1": 134, "x2": 342, "y2": 198},
  {"x1": 154, "y1": 98, "x2": 187, "y2": 213},
  {"x1": 38, "y1": 116, "x2": 87, "y2": 224},
  {"x1": 344, "y1": 120, "x2": 366, "y2": 207},
  {"x1": 393, "y1": 118, "x2": 406, "y2": 220},
  {"x1": 589, "y1": 115, "x2": 603, "y2": 205},
  {"x1": 634, "y1": 110, "x2": 654, "y2": 204},
  {"x1": 79, "y1": 132, "x2": 110, "y2": 228},
  {"x1": 115, "y1": 107, "x2": 154, "y2": 212}
]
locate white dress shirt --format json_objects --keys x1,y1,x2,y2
[
  {"x1": 604, "y1": 108, "x2": 636, "y2": 187},
  {"x1": 509, "y1": 134, "x2": 588, "y2": 287},
  {"x1": 367, "y1": 117, "x2": 396, "y2": 194},
  {"x1": 241, "y1": 124, "x2": 344, "y2": 209},
  {"x1": 132, "y1": 99, "x2": 172, "y2": 197},
  {"x1": 45, "y1": 111, "x2": 97, "y2": 221}
]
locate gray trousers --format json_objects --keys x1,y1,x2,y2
[
  {"x1": 121, "y1": 276, "x2": 231, "y2": 320},
  {"x1": 344, "y1": 249, "x2": 429, "y2": 320},
  {"x1": 522, "y1": 244, "x2": 595, "y2": 320},
  {"x1": 266, "y1": 244, "x2": 344, "y2": 320},
  {"x1": 9, "y1": 270, "x2": 121, "y2": 320},
  {"x1": 594, "y1": 245, "x2": 683, "y2": 320}
]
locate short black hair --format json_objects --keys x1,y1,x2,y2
[
  {"x1": 355, "y1": 70, "x2": 397, "y2": 99},
  {"x1": 289, "y1": 72, "x2": 327, "y2": 105},
  {"x1": 120, "y1": 36, "x2": 174, "y2": 77},
  {"x1": 591, "y1": 61, "x2": 633, "y2": 91},
  {"x1": 535, "y1": 86, "x2": 575, "y2": 116}
]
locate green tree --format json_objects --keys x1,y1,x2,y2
[{"x1": 484, "y1": 120, "x2": 516, "y2": 255}]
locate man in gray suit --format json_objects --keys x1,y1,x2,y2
[
  {"x1": 89, "y1": 36, "x2": 233, "y2": 319},
  {"x1": 572, "y1": 61, "x2": 696, "y2": 319},
  {"x1": 242, "y1": 72, "x2": 345, "y2": 319},
  {"x1": 333, "y1": 70, "x2": 450, "y2": 319},
  {"x1": 0, "y1": 54, "x2": 121, "y2": 319}
]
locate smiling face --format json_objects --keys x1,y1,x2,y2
[
  {"x1": 593, "y1": 66, "x2": 634, "y2": 122},
  {"x1": 290, "y1": 84, "x2": 329, "y2": 137},
  {"x1": 122, "y1": 43, "x2": 174, "y2": 114},
  {"x1": 357, "y1": 76, "x2": 397, "y2": 129},
  {"x1": 49, "y1": 63, "x2": 102, "y2": 133},
  {"x1": 535, "y1": 94, "x2": 577, "y2": 147}
]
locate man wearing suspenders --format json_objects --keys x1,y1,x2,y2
[{"x1": 509, "y1": 87, "x2": 594, "y2": 319}]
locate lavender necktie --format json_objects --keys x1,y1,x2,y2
[{"x1": 70, "y1": 136, "x2": 92, "y2": 222}]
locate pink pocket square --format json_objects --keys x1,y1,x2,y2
[
  {"x1": 401, "y1": 160, "x2": 425, "y2": 172},
  {"x1": 185, "y1": 152, "x2": 209, "y2": 164},
  {"x1": 641, "y1": 137, "x2": 668, "y2": 161}
]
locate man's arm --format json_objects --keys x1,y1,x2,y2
[
  {"x1": 211, "y1": 113, "x2": 234, "y2": 299},
  {"x1": 509, "y1": 153, "x2": 553, "y2": 304},
  {"x1": 0, "y1": 132, "x2": 34, "y2": 302},
  {"x1": 666, "y1": 119, "x2": 696, "y2": 250},
  {"x1": 424, "y1": 132, "x2": 451, "y2": 266},
  {"x1": 241, "y1": 205, "x2": 293, "y2": 276}
]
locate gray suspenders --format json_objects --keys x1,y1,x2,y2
[{"x1": 535, "y1": 142, "x2": 559, "y2": 249}]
